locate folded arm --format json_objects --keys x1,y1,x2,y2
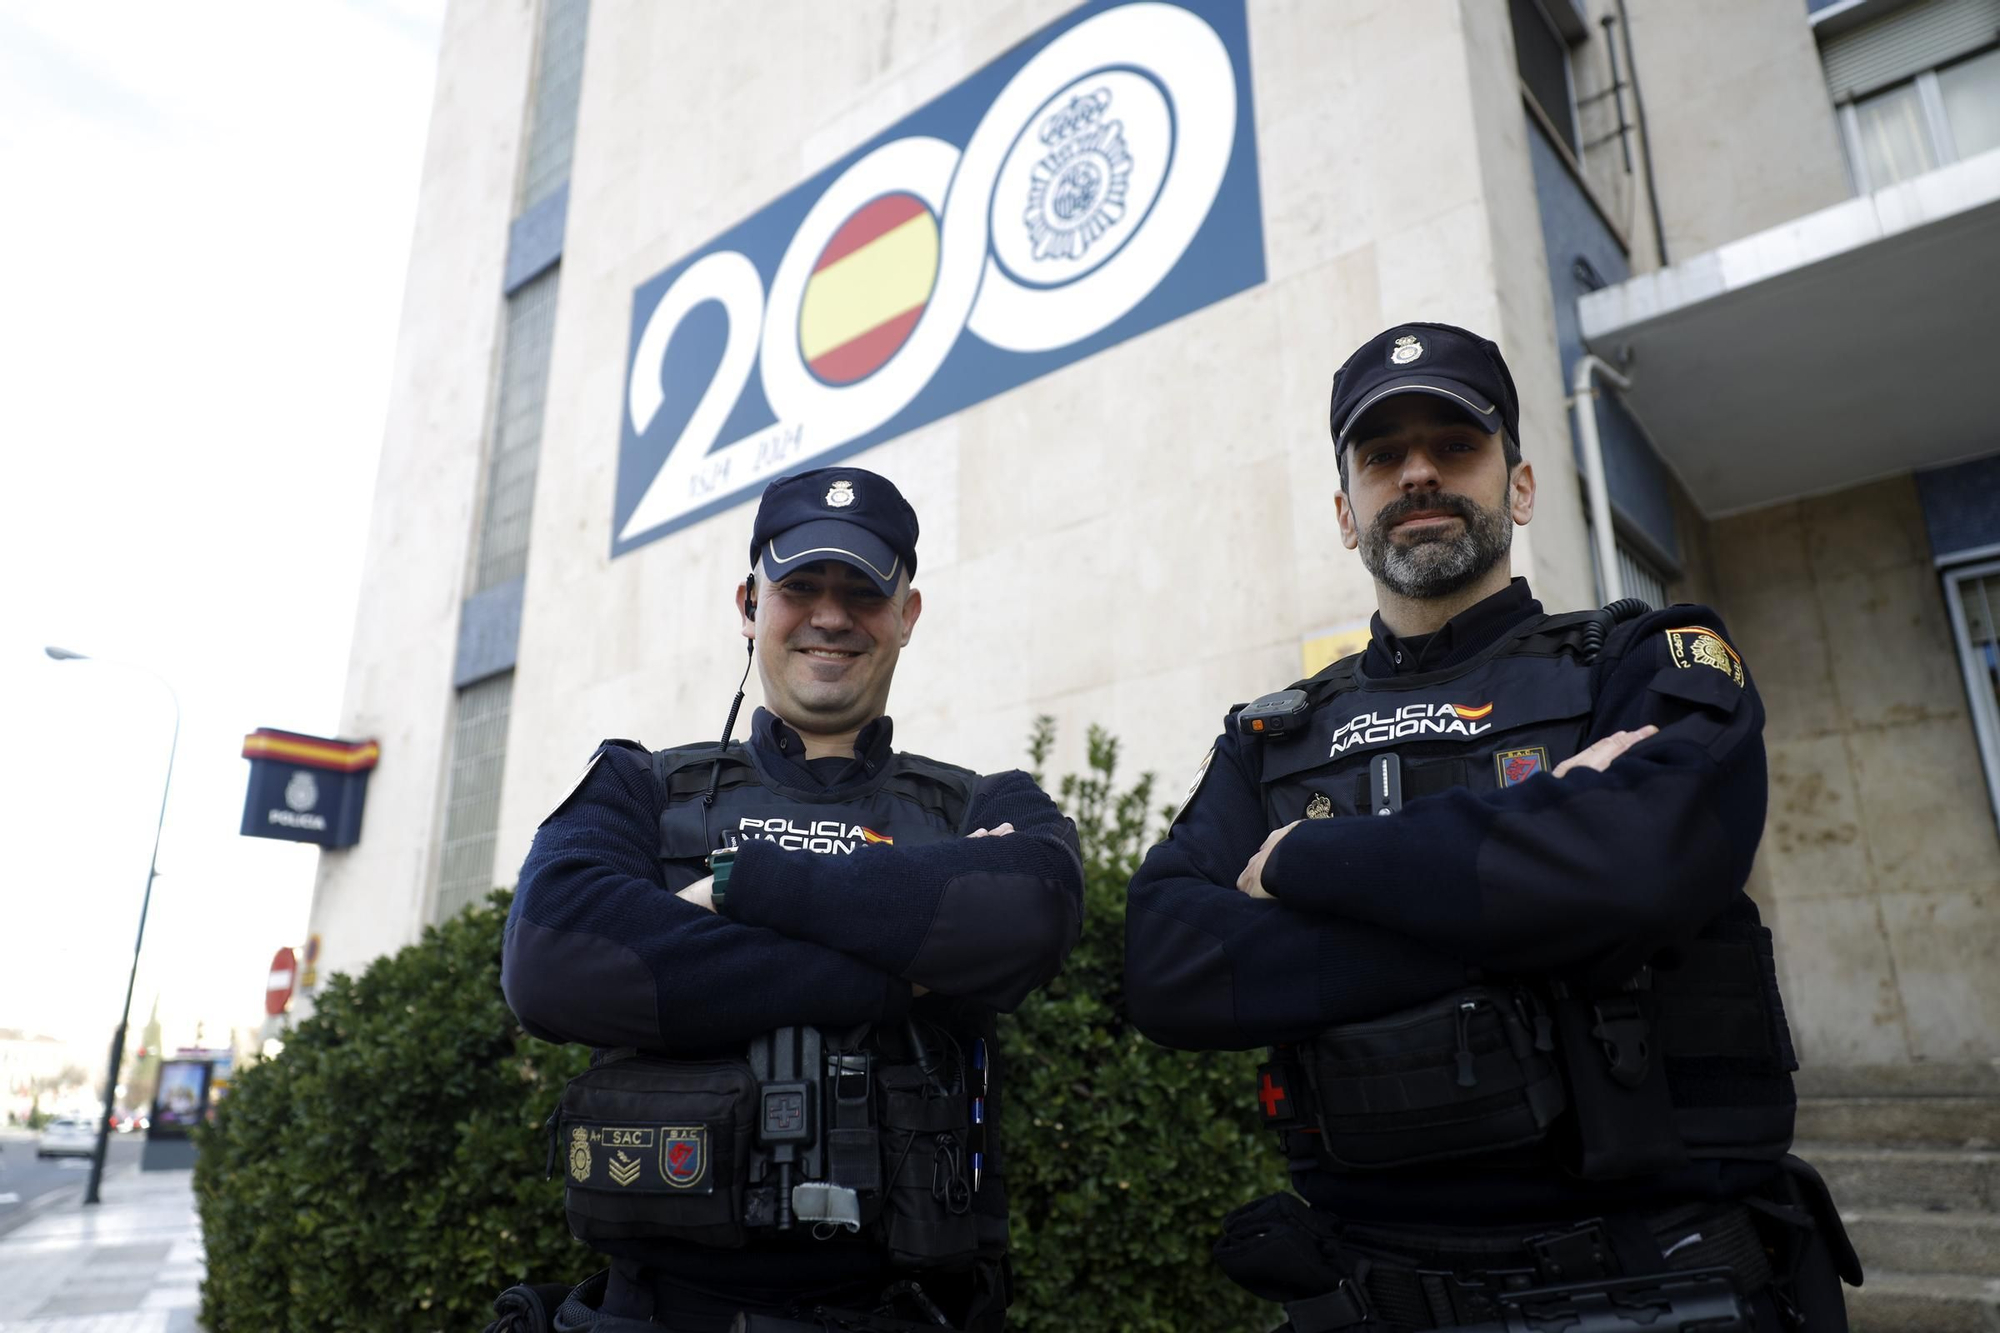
[
  {"x1": 1263, "y1": 609, "x2": 1766, "y2": 983},
  {"x1": 1123, "y1": 731, "x2": 1470, "y2": 1051},
  {"x1": 502, "y1": 743, "x2": 912, "y2": 1052},
  {"x1": 721, "y1": 770, "x2": 1084, "y2": 1012}
]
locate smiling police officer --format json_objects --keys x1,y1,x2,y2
[
  {"x1": 499, "y1": 467, "x2": 1082, "y2": 1332},
  {"x1": 1124, "y1": 325, "x2": 1860, "y2": 1331}
]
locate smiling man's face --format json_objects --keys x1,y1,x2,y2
[
  {"x1": 738, "y1": 560, "x2": 922, "y2": 737},
  {"x1": 1334, "y1": 395, "x2": 1535, "y2": 600}
]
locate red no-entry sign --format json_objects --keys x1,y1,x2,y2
[{"x1": 266, "y1": 947, "x2": 297, "y2": 1016}]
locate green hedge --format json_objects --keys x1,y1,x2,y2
[{"x1": 197, "y1": 723, "x2": 1281, "y2": 1331}]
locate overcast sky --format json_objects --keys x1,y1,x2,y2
[{"x1": 0, "y1": 0, "x2": 445, "y2": 1064}]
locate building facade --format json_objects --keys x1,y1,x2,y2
[{"x1": 309, "y1": 0, "x2": 2000, "y2": 1069}]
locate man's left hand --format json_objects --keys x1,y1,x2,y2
[
  {"x1": 677, "y1": 875, "x2": 717, "y2": 913},
  {"x1": 1237, "y1": 821, "x2": 1300, "y2": 900}
]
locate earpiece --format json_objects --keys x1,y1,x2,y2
[{"x1": 744, "y1": 573, "x2": 758, "y2": 621}]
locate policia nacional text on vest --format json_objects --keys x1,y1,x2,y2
[
  {"x1": 1212, "y1": 602, "x2": 1862, "y2": 1333},
  {"x1": 541, "y1": 739, "x2": 1006, "y2": 1332}
]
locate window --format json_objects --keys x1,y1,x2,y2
[
  {"x1": 1843, "y1": 48, "x2": 2000, "y2": 190},
  {"x1": 519, "y1": 0, "x2": 591, "y2": 213},
  {"x1": 1937, "y1": 45, "x2": 2000, "y2": 157},
  {"x1": 473, "y1": 268, "x2": 561, "y2": 592},
  {"x1": 1822, "y1": 0, "x2": 2000, "y2": 191},
  {"x1": 1512, "y1": 0, "x2": 1579, "y2": 153},
  {"x1": 1945, "y1": 561, "x2": 2000, "y2": 834},
  {"x1": 435, "y1": 672, "x2": 515, "y2": 923},
  {"x1": 1616, "y1": 537, "x2": 1672, "y2": 612}
]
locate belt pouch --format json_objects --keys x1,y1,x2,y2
[
  {"x1": 874, "y1": 1063, "x2": 977, "y2": 1268},
  {"x1": 1303, "y1": 987, "x2": 1567, "y2": 1170},
  {"x1": 1212, "y1": 1192, "x2": 1351, "y2": 1305},
  {"x1": 1548, "y1": 984, "x2": 1688, "y2": 1179},
  {"x1": 557, "y1": 1055, "x2": 755, "y2": 1249}
]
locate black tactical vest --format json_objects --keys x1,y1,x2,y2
[
  {"x1": 1251, "y1": 610, "x2": 1798, "y2": 1178},
  {"x1": 556, "y1": 738, "x2": 1007, "y2": 1272},
  {"x1": 652, "y1": 741, "x2": 979, "y2": 882}
]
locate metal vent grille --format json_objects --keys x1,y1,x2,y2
[
  {"x1": 519, "y1": 0, "x2": 591, "y2": 213},
  {"x1": 473, "y1": 268, "x2": 560, "y2": 593},
  {"x1": 1821, "y1": 0, "x2": 2000, "y2": 100},
  {"x1": 1617, "y1": 538, "x2": 1672, "y2": 611},
  {"x1": 1946, "y1": 563, "x2": 2000, "y2": 834},
  {"x1": 435, "y1": 671, "x2": 515, "y2": 924}
]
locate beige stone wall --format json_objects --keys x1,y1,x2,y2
[
  {"x1": 305, "y1": 0, "x2": 539, "y2": 984},
  {"x1": 1709, "y1": 476, "x2": 2000, "y2": 1063},
  {"x1": 487, "y1": 0, "x2": 1598, "y2": 877},
  {"x1": 1620, "y1": 0, "x2": 1851, "y2": 260}
]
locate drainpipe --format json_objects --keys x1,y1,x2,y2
[{"x1": 1571, "y1": 354, "x2": 1630, "y2": 603}]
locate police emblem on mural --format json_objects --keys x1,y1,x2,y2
[
  {"x1": 825, "y1": 479, "x2": 856, "y2": 507},
  {"x1": 1495, "y1": 747, "x2": 1549, "y2": 788},
  {"x1": 1390, "y1": 333, "x2": 1423, "y2": 366},
  {"x1": 1021, "y1": 88, "x2": 1132, "y2": 262},
  {"x1": 614, "y1": 0, "x2": 1263, "y2": 556},
  {"x1": 1665, "y1": 627, "x2": 1745, "y2": 687},
  {"x1": 661, "y1": 1126, "x2": 709, "y2": 1190},
  {"x1": 568, "y1": 1126, "x2": 591, "y2": 1184},
  {"x1": 284, "y1": 771, "x2": 318, "y2": 813}
]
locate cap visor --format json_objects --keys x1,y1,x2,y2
[
  {"x1": 1338, "y1": 376, "x2": 1502, "y2": 446},
  {"x1": 759, "y1": 519, "x2": 904, "y2": 596}
]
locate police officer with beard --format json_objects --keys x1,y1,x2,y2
[
  {"x1": 499, "y1": 467, "x2": 1082, "y2": 1332},
  {"x1": 1124, "y1": 325, "x2": 1860, "y2": 1331}
]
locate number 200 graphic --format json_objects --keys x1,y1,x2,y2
[{"x1": 612, "y1": 0, "x2": 1264, "y2": 556}]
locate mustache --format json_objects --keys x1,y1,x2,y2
[{"x1": 1372, "y1": 491, "x2": 1479, "y2": 536}]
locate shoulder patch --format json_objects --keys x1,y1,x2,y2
[
  {"x1": 1664, "y1": 626, "x2": 1745, "y2": 687},
  {"x1": 541, "y1": 750, "x2": 608, "y2": 827},
  {"x1": 1171, "y1": 746, "x2": 1217, "y2": 828}
]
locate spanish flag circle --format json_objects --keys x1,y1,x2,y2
[{"x1": 798, "y1": 193, "x2": 940, "y2": 385}]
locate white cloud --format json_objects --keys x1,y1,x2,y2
[{"x1": 0, "y1": 0, "x2": 444, "y2": 1060}]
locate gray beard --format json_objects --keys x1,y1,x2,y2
[{"x1": 1361, "y1": 491, "x2": 1514, "y2": 600}]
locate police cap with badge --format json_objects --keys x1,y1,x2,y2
[
  {"x1": 750, "y1": 467, "x2": 921, "y2": 598},
  {"x1": 1327, "y1": 321, "x2": 1523, "y2": 463}
]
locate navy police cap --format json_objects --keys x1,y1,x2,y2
[
  {"x1": 1328, "y1": 322, "x2": 1521, "y2": 460},
  {"x1": 750, "y1": 466, "x2": 918, "y2": 597}
]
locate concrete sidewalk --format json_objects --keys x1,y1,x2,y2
[{"x1": 0, "y1": 1152, "x2": 204, "y2": 1333}]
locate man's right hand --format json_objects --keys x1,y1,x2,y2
[{"x1": 1552, "y1": 725, "x2": 1658, "y2": 778}]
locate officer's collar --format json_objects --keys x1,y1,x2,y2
[
  {"x1": 1367, "y1": 578, "x2": 1539, "y2": 676},
  {"x1": 750, "y1": 706, "x2": 895, "y2": 783}
]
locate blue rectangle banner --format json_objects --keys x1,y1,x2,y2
[{"x1": 613, "y1": 0, "x2": 1264, "y2": 556}]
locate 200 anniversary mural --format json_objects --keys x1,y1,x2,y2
[{"x1": 614, "y1": 0, "x2": 1264, "y2": 556}]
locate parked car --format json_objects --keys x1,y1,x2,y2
[{"x1": 36, "y1": 1117, "x2": 96, "y2": 1158}]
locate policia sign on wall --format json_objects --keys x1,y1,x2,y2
[
  {"x1": 239, "y1": 728, "x2": 380, "y2": 849},
  {"x1": 613, "y1": 0, "x2": 1265, "y2": 555}
]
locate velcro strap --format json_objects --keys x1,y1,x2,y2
[{"x1": 792, "y1": 1181, "x2": 862, "y2": 1232}]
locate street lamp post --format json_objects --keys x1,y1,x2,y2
[{"x1": 45, "y1": 646, "x2": 180, "y2": 1206}]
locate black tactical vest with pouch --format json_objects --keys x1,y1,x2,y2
[
  {"x1": 1249, "y1": 609, "x2": 1798, "y2": 1181},
  {"x1": 551, "y1": 740, "x2": 1000, "y2": 1272}
]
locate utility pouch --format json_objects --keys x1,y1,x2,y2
[
  {"x1": 553, "y1": 1055, "x2": 756, "y2": 1249},
  {"x1": 1212, "y1": 1192, "x2": 1352, "y2": 1306},
  {"x1": 1299, "y1": 987, "x2": 1567, "y2": 1170},
  {"x1": 1548, "y1": 978, "x2": 1688, "y2": 1180},
  {"x1": 874, "y1": 1062, "x2": 977, "y2": 1268}
]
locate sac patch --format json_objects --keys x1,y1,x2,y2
[
  {"x1": 1494, "y1": 746, "x2": 1549, "y2": 787},
  {"x1": 568, "y1": 1122, "x2": 713, "y2": 1194},
  {"x1": 1665, "y1": 626, "x2": 1745, "y2": 687}
]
